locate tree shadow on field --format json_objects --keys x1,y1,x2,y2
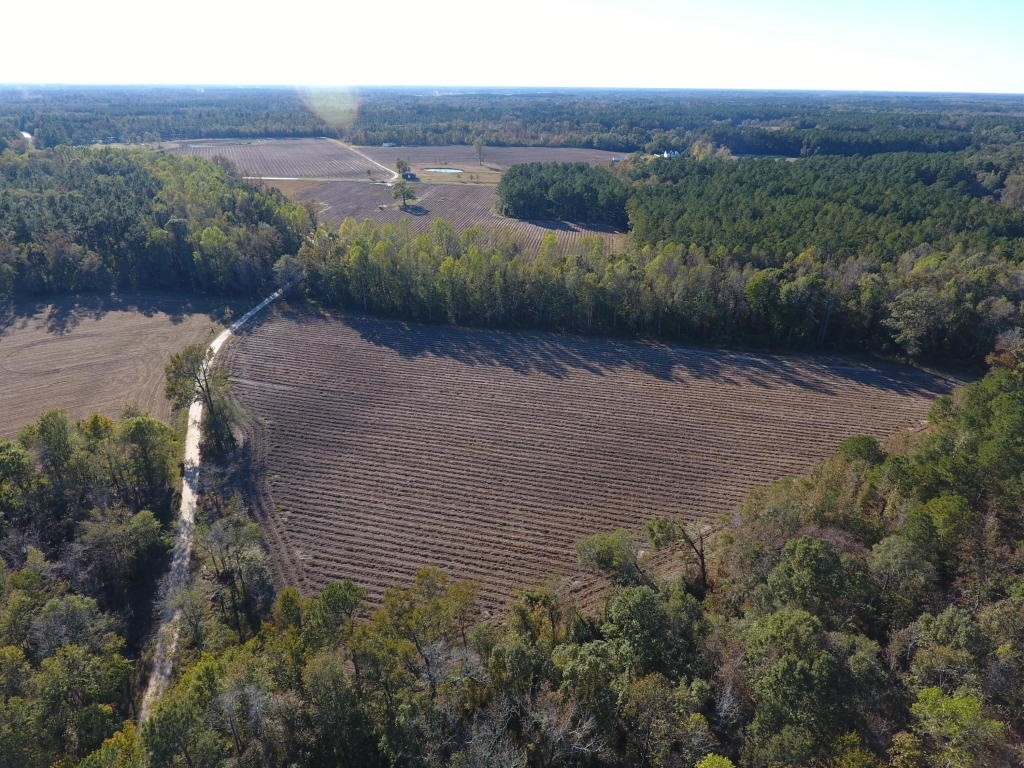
[
  {"x1": 0, "y1": 292, "x2": 248, "y2": 337},
  {"x1": 529, "y1": 220, "x2": 577, "y2": 232},
  {"x1": 525, "y1": 219, "x2": 623, "y2": 234},
  {"x1": 339, "y1": 312, "x2": 958, "y2": 397},
  {"x1": 399, "y1": 204, "x2": 430, "y2": 217}
]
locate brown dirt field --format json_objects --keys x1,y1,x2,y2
[
  {"x1": 169, "y1": 138, "x2": 386, "y2": 180},
  {"x1": 296, "y1": 181, "x2": 625, "y2": 253},
  {"x1": 169, "y1": 140, "x2": 624, "y2": 182},
  {"x1": 0, "y1": 296, "x2": 236, "y2": 438},
  {"x1": 357, "y1": 145, "x2": 628, "y2": 172},
  {"x1": 224, "y1": 309, "x2": 957, "y2": 611}
]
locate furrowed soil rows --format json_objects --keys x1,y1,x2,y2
[
  {"x1": 171, "y1": 138, "x2": 382, "y2": 179},
  {"x1": 225, "y1": 310, "x2": 956, "y2": 610},
  {"x1": 0, "y1": 296, "x2": 232, "y2": 438},
  {"x1": 356, "y1": 145, "x2": 626, "y2": 170}
]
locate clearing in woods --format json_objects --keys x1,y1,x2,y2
[
  {"x1": 168, "y1": 139, "x2": 626, "y2": 252},
  {"x1": 0, "y1": 295, "x2": 237, "y2": 438},
  {"x1": 224, "y1": 308, "x2": 957, "y2": 611},
  {"x1": 288, "y1": 181, "x2": 625, "y2": 252}
]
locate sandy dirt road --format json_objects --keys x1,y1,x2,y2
[{"x1": 139, "y1": 289, "x2": 283, "y2": 720}]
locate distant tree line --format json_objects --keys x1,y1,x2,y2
[
  {"x1": 498, "y1": 148, "x2": 1024, "y2": 261},
  {"x1": 344, "y1": 89, "x2": 1024, "y2": 156},
  {"x1": 483, "y1": 146, "x2": 1024, "y2": 365},
  {"x1": 0, "y1": 147, "x2": 315, "y2": 301},
  {"x1": 0, "y1": 87, "x2": 333, "y2": 147},
  {"x1": 3, "y1": 87, "x2": 1024, "y2": 157}
]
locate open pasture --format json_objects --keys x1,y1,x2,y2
[
  {"x1": 226, "y1": 310, "x2": 955, "y2": 609},
  {"x1": 0, "y1": 296, "x2": 229, "y2": 438}
]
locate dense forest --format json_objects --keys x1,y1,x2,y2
[
  {"x1": 496, "y1": 163, "x2": 628, "y2": 228},
  {"x1": 0, "y1": 409, "x2": 180, "y2": 765},
  {"x1": 0, "y1": 146, "x2": 314, "y2": 299},
  {"x1": 485, "y1": 138, "x2": 1024, "y2": 365},
  {"x1": 624, "y1": 150, "x2": 1024, "y2": 260},
  {"x1": 291, "y1": 215, "x2": 1024, "y2": 365},
  {"x1": 41, "y1": 343, "x2": 1023, "y2": 768}
]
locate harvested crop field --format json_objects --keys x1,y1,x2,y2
[
  {"x1": 356, "y1": 144, "x2": 626, "y2": 171},
  {"x1": 169, "y1": 138, "x2": 385, "y2": 180},
  {"x1": 225, "y1": 309, "x2": 957, "y2": 609},
  {"x1": 295, "y1": 181, "x2": 624, "y2": 252},
  {"x1": 0, "y1": 296, "x2": 232, "y2": 438},
  {"x1": 169, "y1": 140, "x2": 623, "y2": 181}
]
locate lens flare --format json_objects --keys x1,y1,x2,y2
[{"x1": 300, "y1": 87, "x2": 361, "y2": 133}]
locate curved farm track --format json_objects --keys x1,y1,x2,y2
[{"x1": 225, "y1": 310, "x2": 956, "y2": 610}]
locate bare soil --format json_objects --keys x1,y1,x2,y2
[
  {"x1": 0, "y1": 295, "x2": 238, "y2": 438},
  {"x1": 293, "y1": 181, "x2": 625, "y2": 252},
  {"x1": 357, "y1": 144, "x2": 627, "y2": 172},
  {"x1": 224, "y1": 308, "x2": 956, "y2": 611},
  {"x1": 169, "y1": 138, "x2": 385, "y2": 180}
]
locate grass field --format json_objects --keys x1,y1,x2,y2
[
  {"x1": 224, "y1": 308, "x2": 956, "y2": 610},
  {"x1": 0, "y1": 295, "x2": 235, "y2": 438}
]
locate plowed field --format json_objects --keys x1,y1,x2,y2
[
  {"x1": 356, "y1": 145, "x2": 626, "y2": 170},
  {"x1": 225, "y1": 310, "x2": 956, "y2": 609},
  {"x1": 0, "y1": 296, "x2": 232, "y2": 438},
  {"x1": 171, "y1": 138, "x2": 383, "y2": 179}
]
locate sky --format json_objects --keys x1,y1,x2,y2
[{"x1": 4, "y1": 0, "x2": 1023, "y2": 94}]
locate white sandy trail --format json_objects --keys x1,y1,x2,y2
[{"x1": 139, "y1": 288, "x2": 283, "y2": 721}]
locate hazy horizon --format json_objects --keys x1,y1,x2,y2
[
  {"x1": 2, "y1": 84, "x2": 1023, "y2": 97},
  {"x1": 6, "y1": 0, "x2": 1023, "y2": 95}
]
